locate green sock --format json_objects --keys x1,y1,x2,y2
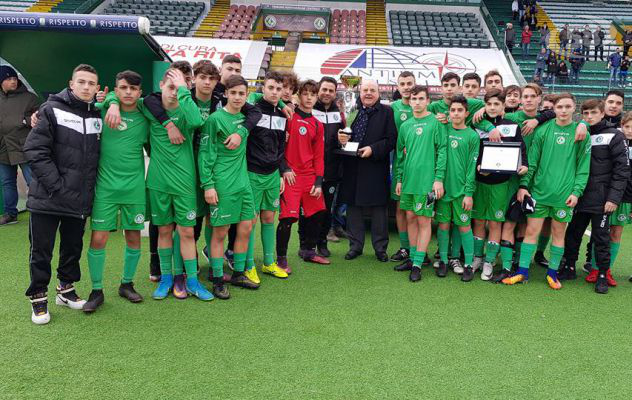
[
  {"x1": 261, "y1": 223, "x2": 275, "y2": 266},
  {"x1": 233, "y1": 252, "x2": 246, "y2": 272},
  {"x1": 246, "y1": 229, "x2": 256, "y2": 270},
  {"x1": 473, "y1": 236, "x2": 485, "y2": 257},
  {"x1": 500, "y1": 243, "x2": 513, "y2": 271},
  {"x1": 450, "y1": 225, "x2": 462, "y2": 258},
  {"x1": 413, "y1": 250, "x2": 426, "y2": 268},
  {"x1": 549, "y1": 245, "x2": 564, "y2": 271},
  {"x1": 399, "y1": 231, "x2": 410, "y2": 250},
  {"x1": 437, "y1": 229, "x2": 450, "y2": 263},
  {"x1": 122, "y1": 246, "x2": 141, "y2": 284},
  {"x1": 183, "y1": 258, "x2": 197, "y2": 277},
  {"x1": 158, "y1": 247, "x2": 173, "y2": 276},
  {"x1": 591, "y1": 246, "x2": 596, "y2": 270},
  {"x1": 87, "y1": 247, "x2": 106, "y2": 290},
  {"x1": 460, "y1": 230, "x2": 474, "y2": 265},
  {"x1": 610, "y1": 241, "x2": 621, "y2": 268},
  {"x1": 211, "y1": 257, "x2": 224, "y2": 279},
  {"x1": 537, "y1": 235, "x2": 550, "y2": 252},
  {"x1": 204, "y1": 224, "x2": 212, "y2": 250},
  {"x1": 409, "y1": 248, "x2": 417, "y2": 266},
  {"x1": 515, "y1": 239, "x2": 523, "y2": 260},
  {"x1": 519, "y1": 242, "x2": 536, "y2": 270},
  {"x1": 173, "y1": 231, "x2": 184, "y2": 275},
  {"x1": 485, "y1": 241, "x2": 500, "y2": 264}
]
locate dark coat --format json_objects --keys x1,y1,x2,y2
[
  {"x1": 24, "y1": 88, "x2": 102, "y2": 219},
  {"x1": 0, "y1": 80, "x2": 40, "y2": 165},
  {"x1": 313, "y1": 99, "x2": 346, "y2": 182},
  {"x1": 338, "y1": 99, "x2": 397, "y2": 207}
]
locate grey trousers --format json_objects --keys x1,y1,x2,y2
[{"x1": 346, "y1": 205, "x2": 389, "y2": 254}]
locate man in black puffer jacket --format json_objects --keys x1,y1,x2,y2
[
  {"x1": 23, "y1": 64, "x2": 102, "y2": 324},
  {"x1": 560, "y1": 99, "x2": 629, "y2": 294}
]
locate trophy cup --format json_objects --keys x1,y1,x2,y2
[{"x1": 339, "y1": 75, "x2": 362, "y2": 118}]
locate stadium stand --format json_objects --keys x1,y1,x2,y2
[
  {"x1": 330, "y1": 8, "x2": 366, "y2": 44},
  {"x1": 366, "y1": 0, "x2": 389, "y2": 45},
  {"x1": 211, "y1": 4, "x2": 257, "y2": 40},
  {"x1": 0, "y1": 0, "x2": 36, "y2": 12},
  {"x1": 103, "y1": 0, "x2": 205, "y2": 36},
  {"x1": 389, "y1": 9, "x2": 490, "y2": 48},
  {"x1": 194, "y1": 0, "x2": 227, "y2": 38}
]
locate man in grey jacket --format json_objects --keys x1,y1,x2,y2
[
  {"x1": 594, "y1": 26, "x2": 605, "y2": 61},
  {"x1": 582, "y1": 25, "x2": 593, "y2": 58},
  {"x1": 505, "y1": 23, "x2": 516, "y2": 52},
  {"x1": 559, "y1": 25, "x2": 569, "y2": 51}
]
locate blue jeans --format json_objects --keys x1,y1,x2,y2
[
  {"x1": 610, "y1": 67, "x2": 620, "y2": 84},
  {"x1": 619, "y1": 71, "x2": 628, "y2": 86},
  {"x1": 0, "y1": 162, "x2": 32, "y2": 217},
  {"x1": 570, "y1": 68, "x2": 580, "y2": 84},
  {"x1": 521, "y1": 43, "x2": 530, "y2": 57}
]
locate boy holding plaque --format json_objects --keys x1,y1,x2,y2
[{"x1": 394, "y1": 86, "x2": 447, "y2": 282}]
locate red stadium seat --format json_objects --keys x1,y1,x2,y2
[{"x1": 341, "y1": 9, "x2": 349, "y2": 18}]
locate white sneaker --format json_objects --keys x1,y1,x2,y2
[
  {"x1": 30, "y1": 294, "x2": 50, "y2": 325},
  {"x1": 449, "y1": 259, "x2": 464, "y2": 274},
  {"x1": 55, "y1": 284, "x2": 86, "y2": 310},
  {"x1": 481, "y1": 262, "x2": 494, "y2": 281},
  {"x1": 472, "y1": 256, "x2": 484, "y2": 272}
]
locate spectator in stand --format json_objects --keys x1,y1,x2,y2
[
  {"x1": 521, "y1": 25, "x2": 533, "y2": 58},
  {"x1": 526, "y1": 10, "x2": 537, "y2": 31},
  {"x1": 581, "y1": 25, "x2": 592, "y2": 58},
  {"x1": 512, "y1": 0, "x2": 519, "y2": 20},
  {"x1": 539, "y1": 25, "x2": 550, "y2": 49},
  {"x1": 594, "y1": 26, "x2": 605, "y2": 61},
  {"x1": 559, "y1": 25, "x2": 569, "y2": 51},
  {"x1": 571, "y1": 27, "x2": 582, "y2": 51},
  {"x1": 505, "y1": 23, "x2": 516, "y2": 52},
  {"x1": 534, "y1": 47, "x2": 548, "y2": 80},
  {"x1": 609, "y1": 48, "x2": 622, "y2": 85},
  {"x1": 557, "y1": 58, "x2": 569, "y2": 84},
  {"x1": 518, "y1": 0, "x2": 525, "y2": 23},
  {"x1": 619, "y1": 56, "x2": 630, "y2": 87},
  {"x1": 545, "y1": 51, "x2": 559, "y2": 85},
  {"x1": 624, "y1": 29, "x2": 632, "y2": 57},
  {"x1": 569, "y1": 49, "x2": 585, "y2": 84}
]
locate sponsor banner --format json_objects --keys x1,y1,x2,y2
[
  {"x1": 0, "y1": 12, "x2": 148, "y2": 34},
  {"x1": 262, "y1": 13, "x2": 328, "y2": 32},
  {"x1": 155, "y1": 36, "x2": 269, "y2": 80},
  {"x1": 294, "y1": 44, "x2": 517, "y2": 86}
]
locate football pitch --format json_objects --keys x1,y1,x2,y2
[{"x1": 2, "y1": 213, "x2": 632, "y2": 399}]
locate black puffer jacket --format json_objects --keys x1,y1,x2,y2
[
  {"x1": 622, "y1": 138, "x2": 632, "y2": 203},
  {"x1": 0, "y1": 80, "x2": 40, "y2": 165},
  {"x1": 24, "y1": 89, "x2": 101, "y2": 218},
  {"x1": 313, "y1": 100, "x2": 346, "y2": 182},
  {"x1": 247, "y1": 96, "x2": 286, "y2": 175},
  {"x1": 576, "y1": 120, "x2": 629, "y2": 213}
]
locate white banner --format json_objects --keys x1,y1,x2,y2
[
  {"x1": 155, "y1": 36, "x2": 268, "y2": 80},
  {"x1": 294, "y1": 43, "x2": 517, "y2": 86}
]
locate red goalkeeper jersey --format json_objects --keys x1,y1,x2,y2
[{"x1": 283, "y1": 108, "x2": 325, "y2": 183}]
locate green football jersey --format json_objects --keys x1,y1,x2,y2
[
  {"x1": 443, "y1": 124, "x2": 480, "y2": 200},
  {"x1": 391, "y1": 99, "x2": 414, "y2": 188},
  {"x1": 198, "y1": 108, "x2": 250, "y2": 195},
  {"x1": 505, "y1": 110, "x2": 539, "y2": 149},
  {"x1": 94, "y1": 108, "x2": 149, "y2": 204},
  {"x1": 145, "y1": 86, "x2": 205, "y2": 196},
  {"x1": 520, "y1": 119, "x2": 591, "y2": 207},
  {"x1": 427, "y1": 97, "x2": 493, "y2": 132},
  {"x1": 197, "y1": 98, "x2": 212, "y2": 120},
  {"x1": 396, "y1": 113, "x2": 447, "y2": 195}
]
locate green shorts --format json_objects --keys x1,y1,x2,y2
[
  {"x1": 472, "y1": 181, "x2": 510, "y2": 222},
  {"x1": 530, "y1": 203, "x2": 573, "y2": 223},
  {"x1": 148, "y1": 189, "x2": 197, "y2": 227},
  {"x1": 91, "y1": 202, "x2": 146, "y2": 231},
  {"x1": 399, "y1": 193, "x2": 433, "y2": 217},
  {"x1": 391, "y1": 180, "x2": 400, "y2": 201},
  {"x1": 249, "y1": 171, "x2": 280, "y2": 213},
  {"x1": 435, "y1": 196, "x2": 471, "y2": 226},
  {"x1": 209, "y1": 189, "x2": 255, "y2": 227},
  {"x1": 196, "y1": 187, "x2": 209, "y2": 218},
  {"x1": 610, "y1": 202, "x2": 632, "y2": 226}
]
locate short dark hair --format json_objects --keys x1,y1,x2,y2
[
  {"x1": 282, "y1": 71, "x2": 299, "y2": 93},
  {"x1": 193, "y1": 60, "x2": 220, "y2": 80},
  {"x1": 298, "y1": 79, "x2": 319, "y2": 95},
  {"x1": 410, "y1": 85, "x2": 429, "y2": 98},
  {"x1": 225, "y1": 75, "x2": 248, "y2": 90},
  {"x1": 398, "y1": 71, "x2": 415, "y2": 80},
  {"x1": 72, "y1": 64, "x2": 98, "y2": 78},
  {"x1": 115, "y1": 70, "x2": 142, "y2": 86},
  {"x1": 450, "y1": 94, "x2": 468, "y2": 109},
  {"x1": 441, "y1": 72, "x2": 460, "y2": 84},
  {"x1": 523, "y1": 83, "x2": 543, "y2": 96},
  {"x1": 484, "y1": 70, "x2": 503, "y2": 85},
  {"x1": 605, "y1": 89, "x2": 625, "y2": 101},
  {"x1": 170, "y1": 60, "x2": 192, "y2": 77},
  {"x1": 504, "y1": 85, "x2": 522, "y2": 97},
  {"x1": 319, "y1": 76, "x2": 338, "y2": 88},
  {"x1": 264, "y1": 70, "x2": 284, "y2": 84},
  {"x1": 581, "y1": 99, "x2": 605, "y2": 113},
  {"x1": 542, "y1": 94, "x2": 556, "y2": 103},
  {"x1": 222, "y1": 55, "x2": 242, "y2": 65},
  {"x1": 553, "y1": 92, "x2": 576, "y2": 105},
  {"x1": 462, "y1": 72, "x2": 481, "y2": 86},
  {"x1": 484, "y1": 88, "x2": 505, "y2": 103}
]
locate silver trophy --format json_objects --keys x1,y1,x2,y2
[{"x1": 340, "y1": 75, "x2": 362, "y2": 118}]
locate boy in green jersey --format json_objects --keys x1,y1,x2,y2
[
  {"x1": 199, "y1": 75, "x2": 259, "y2": 298},
  {"x1": 82, "y1": 71, "x2": 148, "y2": 313},
  {"x1": 390, "y1": 71, "x2": 415, "y2": 263},
  {"x1": 504, "y1": 93, "x2": 591, "y2": 290},
  {"x1": 461, "y1": 72, "x2": 481, "y2": 99},
  {"x1": 394, "y1": 86, "x2": 446, "y2": 282},
  {"x1": 146, "y1": 69, "x2": 211, "y2": 301},
  {"x1": 434, "y1": 95, "x2": 480, "y2": 281}
]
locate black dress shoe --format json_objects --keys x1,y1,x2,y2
[
  {"x1": 376, "y1": 252, "x2": 389, "y2": 262},
  {"x1": 345, "y1": 250, "x2": 362, "y2": 260},
  {"x1": 409, "y1": 266, "x2": 422, "y2": 282},
  {"x1": 317, "y1": 241, "x2": 331, "y2": 258},
  {"x1": 394, "y1": 259, "x2": 412, "y2": 271},
  {"x1": 595, "y1": 275, "x2": 608, "y2": 294},
  {"x1": 436, "y1": 261, "x2": 448, "y2": 278}
]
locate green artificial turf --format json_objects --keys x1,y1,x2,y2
[{"x1": 2, "y1": 213, "x2": 632, "y2": 399}]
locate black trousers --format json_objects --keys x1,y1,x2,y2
[
  {"x1": 298, "y1": 180, "x2": 338, "y2": 246},
  {"x1": 346, "y1": 205, "x2": 388, "y2": 254},
  {"x1": 594, "y1": 44, "x2": 603, "y2": 61},
  {"x1": 26, "y1": 212, "x2": 86, "y2": 296},
  {"x1": 563, "y1": 211, "x2": 610, "y2": 271}
]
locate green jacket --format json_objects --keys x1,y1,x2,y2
[{"x1": 0, "y1": 81, "x2": 40, "y2": 165}]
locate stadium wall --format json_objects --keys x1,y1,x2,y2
[{"x1": 230, "y1": 0, "x2": 365, "y2": 11}]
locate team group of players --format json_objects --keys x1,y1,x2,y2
[{"x1": 24, "y1": 56, "x2": 632, "y2": 325}]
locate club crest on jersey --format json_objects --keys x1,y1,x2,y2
[
  {"x1": 451, "y1": 140, "x2": 459, "y2": 148},
  {"x1": 134, "y1": 214, "x2": 145, "y2": 224},
  {"x1": 595, "y1": 135, "x2": 604, "y2": 144},
  {"x1": 117, "y1": 121, "x2": 128, "y2": 131},
  {"x1": 416, "y1": 127, "x2": 423, "y2": 135},
  {"x1": 618, "y1": 214, "x2": 627, "y2": 222},
  {"x1": 400, "y1": 113, "x2": 408, "y2": 121},
  {"x1": 186, "y1": 210, "x2": 196, "y2": 220},
  {"x1": 299, "y1": 126, "x2": 307, "y2": 135},
  {"x1": 501, "y1": 126, "x2": 510, "y2": 135},
  {"x1": 495, "y1": 210, "x2": 504, "y2": 219},
  {"x1": 556, "y1": 136, "x2": 566, "y2": 145},
  {"x1": 94, "y1": 120, "x2": 102, "y2": 131},
  {"x1": 415, "y1": 202, "x2": 422, "y2": 211},
  {"x1": 332, "y1": 113, "x2": 340, "y2": 122},
  {"x1": 273, "y1": 199, "x2": 280, "y2": 207},
  {"x1": 557, "y1": 209, "x2": 567, "y2": 219},
  {"x1": 460, "y1": 213, "x2": 469, "y2": 222},
  {"x1": 328, "y1": 186, "x2": 335, "y2": 194},
  {"x1": 210, "y1": 207, "x2": 219, "y2": 217}
]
